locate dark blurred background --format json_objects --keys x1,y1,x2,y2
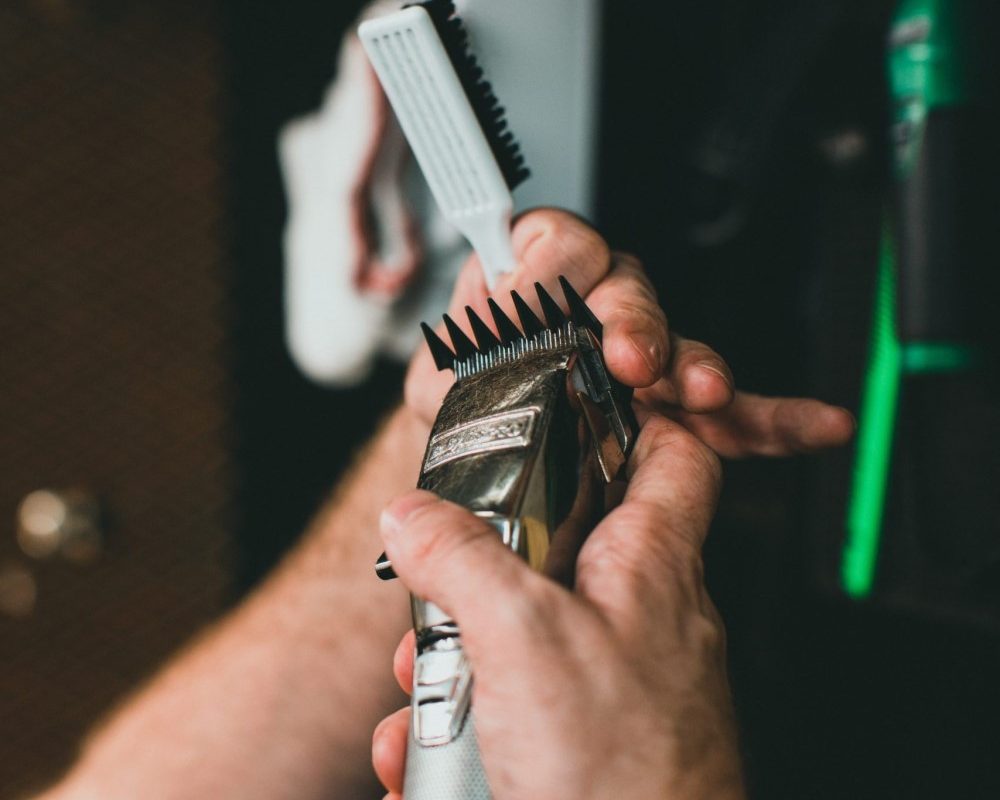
[{"x1": 2, "y1": 1, "x2": 998, "y2": 797}]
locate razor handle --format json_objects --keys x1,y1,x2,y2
[
  {"x1": 376, "y1": 283, "x2": 636, "y2": 799},
  {"x1": 400, "y1": 388, "x2": 592, "y2": 800},
  {"x1": 403, "y1": 719, "x2": 488, "y2": 799},
  {"x1": 401, "y1": 399, "x2": 599, "y2": 800},
  {"x1": 404, "y1": 594, "x2": 487, "y2": 800}
]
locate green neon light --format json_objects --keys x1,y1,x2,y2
[
  {"x1": 901, "y1": 342, "x2": 981, "y2": 373},
  {"x1": 844, "y1": 0, "x2": 984, "y2": 598},
  {"x1": 842, "y1": 227, "x2": 901, "y2": 598}
]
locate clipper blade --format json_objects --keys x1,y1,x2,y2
[{"x1": 421, "y1": 278, "x2": 602, "y2": 373}]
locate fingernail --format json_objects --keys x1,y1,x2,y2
[
  {"x1": 629, "y1": 332, "x2": 662, "y2": 375},
  {"x1": 833, "y1": 406, "x2": 858, "y2": 436},
  {"x1": 696, "y1": 361, "x2": 733, "y2": 390},
  {"x1": 380, "y1": 491, "x2": 439, "y2": 537}
]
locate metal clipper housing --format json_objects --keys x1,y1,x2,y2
[{"x1": 376, "y1": 277, "x2": 637, "y2": 800}]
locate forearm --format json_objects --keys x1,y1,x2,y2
[{"x1": 44, "y1": 405, "x2": 428, "y2": 800}]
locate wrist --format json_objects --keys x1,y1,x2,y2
[{"x1": 251, "y1": 402, "x2": 426, "y2": 642}]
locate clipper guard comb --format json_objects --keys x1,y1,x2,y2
[{"x1": 377, "y1": 278, "x2": 637, "y2": 799}]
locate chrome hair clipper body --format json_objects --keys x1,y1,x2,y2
[{"x1": 376, "y1": 278, "x2": 637, "y2": 799}]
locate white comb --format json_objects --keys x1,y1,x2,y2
[{"x1": 358, "y1": 1, "x2": 530, "y2": 288}]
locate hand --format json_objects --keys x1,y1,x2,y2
[
  {"x1": 373, "y1": 414, "x2": 745, "y2": 800},
  {"x1": 404, "y1": 208, "x2": 854, "y2": 457}
]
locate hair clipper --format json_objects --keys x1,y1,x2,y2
[{"x1": 375, "y1": 277, "x2": 637, "y2": 799}]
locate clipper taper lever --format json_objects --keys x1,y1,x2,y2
[{"x1": 376, "y1": 277, "x2": 637, "y2": 800}]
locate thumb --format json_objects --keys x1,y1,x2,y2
[{"x1": 380, "y1": 491, "x2": 550, "y2": 644}]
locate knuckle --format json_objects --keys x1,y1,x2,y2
[
  {"x1": 401, "y1": 501, "x2": 467, "y2": 564},
  {"x1": 610, "y1": 252, "x2": 657, "y2": 295},
  {"x1": 580, "y1": 532, "x2": 649, "y2": 590},
  {"x1": 530, "y1": 205, "x2": 587, "y2": 233},
  {"x1": 575, "y1": 227, "x2": 611, "y2": 274},
  {"x1": 625, "y1": 510, "x2": 703, "y2": 585},
  {"x1": 640, "y1": 417, "x2": 722, "y2": 489},
  {"x1": 532, "y1": 208, "x2": 608, "y2": 270},
  {"x1": 634, "y1": 415, "x2": 677, "y2": 462},
  {"x1": 688, "y1": 609, "x2": 727, "y2": 661},
  {"x1": 612, "y1": 251, "x2": 644, "y2": 272},
  {"x1": 607, "y1": 299, "x2": 662, "y2": 325},
  {"x1": 516, "y1": 207, "x2": 581, "y2": 244},
  {"x1": 582, "y1": 509, "x2": 708, "y2": 606},
  {"x1": 592, "y1": 503, "x2": 703, "y2": 580},
  {"x1": 404, "y1": 520, "x2": 450, "y2": 567},
  {"x1": 662, "y1": 530, "x2": 704, "y2": 576},
  {"x1": 501, "y1": 578, "x2": 550, "y2": 629},
  {"x1": 680, "y1": 434, "x2": 723, "y2": 486},
  {"x1": 676, "y1": 339, "x2": 715, "y2": 363},
  {"x1": 512, "y1": 209, "x2": 611, "y2": 289},
  {"x1": 604, "y1": 502, "x2": 658, "y2": 541}
]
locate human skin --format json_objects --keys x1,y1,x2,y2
[
  {"x1": 375, "y1": 409, "x2": 744, "y2": 799},
  {"x1": 39, "y1": 209, "x2": 853, "y2": 800}
]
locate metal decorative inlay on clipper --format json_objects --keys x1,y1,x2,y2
[{"x1": 424, "y1": 408, "x2": 539, "y2": 472}]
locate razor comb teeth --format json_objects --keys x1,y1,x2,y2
[
  {"x1": 422, "y1": 278, "x2": 602, "y2": 374},
  {"x1": 559, "y1": 275, "x2": 604, "y2": 340},
  {"x1": 535, "y1": 282, "x2": 569, "y2": 330},
  {"x1": 420, "y1": 322, "x2": 456, "y2": 372},
  {"x1": 442, "y1": 314, "x2": 478, "y2": 360},
  {"x1": 466, "y1": 306, "x2": 502, "y2": 352},
  {"x1": 488, "y1": 297, "x2": 524, "y2": 345},
  {"x1": 511, "y1": 291, "x2": 546, "y2": 338}
]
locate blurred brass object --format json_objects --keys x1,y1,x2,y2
[
  {"x1": 0, "y1": 561, "x2": 37, "y2": 618},
  {"x1": 16, "y1": 489, "x2": 103, "y2": 563}
]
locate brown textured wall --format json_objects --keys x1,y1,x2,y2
[{"x1": 0, "y1": 3, "x2": 232, "y2": 795}]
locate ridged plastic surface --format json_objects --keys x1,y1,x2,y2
[
  {"x1": 404, "y1": 713, "x2": 491, "y2": 800},
  {"x1": 358, "y1": 6, "x2": 518, "y2": 284}
]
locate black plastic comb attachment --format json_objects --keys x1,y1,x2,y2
[
  {"x1": 421, "y1": 322, "x2": 456, "y2": 372},
  {"x1": 488, "y1": 298, "x2": 524, "y2": 344},
  {"x1": 443, "y1": 314, "x2": 478, "y2": 360},
  {"x1": 535, "y1": 282, "x2": 568, "y2": 330},
  {"x1": 410, "y1": 0, "x2": 530, "y2": 189},
  {"x1": 559, "y1": 275, "x2": 603, "y2": 340},
  {"x1": 511, "y1": 290, "x2": 545, "y2": 338},
  {"x1": 424, "y1": 279, "x2": 604, "y2": 371},
  {"x1": 466, "y1": 306, "x2": 502, "y2": 352}
]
